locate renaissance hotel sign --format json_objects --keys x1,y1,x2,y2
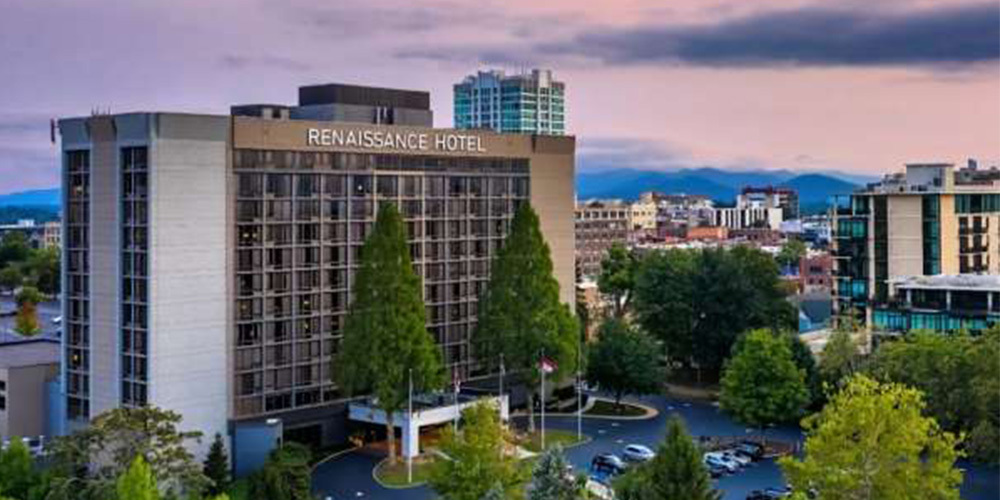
[{"x1": 307, "y1": 128, "x2": 487, "y2": 153}]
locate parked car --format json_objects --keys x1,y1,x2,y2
[
  {"x1": 591, "y1": 453, "x2": 627, "y2": 477},
  {"x1": 707, "y1": 463, "x2": 729, "y2": 478},
  {"x1": 746, "y1": 487, "x2": 791, "y2": 499},
  {"x1": 704, "y1": 454, "x2": 737, "y2": 474},
  {"x1": 738, "y1": 440, "x2": 765, "y2": 459},
  {"x1": 622, "y1": 444, "x2": 655, "y2": 462},
  {"x1": 705, "y1": 451, "x2": 742, "y2": 471},
  {"x1": 723, "y1": 449, "x2": 752, "y2": 467}
]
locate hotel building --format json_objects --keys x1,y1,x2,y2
[
  {"x1": 57, "y1": 84, "x2": 575, "y2": 455},
  {"x1": 454, "y1": 69, "x2": 566, "y2": 136},
  {"x1": 832, "y1": 162, "x2": 1000, "y2": 331}
]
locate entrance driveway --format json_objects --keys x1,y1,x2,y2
[{"x1": 312, "y1": 394, "x2": 1000, "y2": 500}]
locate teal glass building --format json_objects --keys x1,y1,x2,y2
[{"x1": 453, "y1": 69, "x2": 565, "y2": 136}]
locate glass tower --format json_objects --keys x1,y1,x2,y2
[{"x1": 454, "y1": 69, "x2": 565, "y2": 135}]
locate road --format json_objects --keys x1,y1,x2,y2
[{"x1": 312, "y1": 394, "x2": 1000, "y2": 499}]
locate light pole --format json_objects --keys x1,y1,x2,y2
[{"x1": 576, "y1": 336, "x2": 583, "y2": 440}]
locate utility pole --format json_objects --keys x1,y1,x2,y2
[{"x1": 407, "y1": 368, "x2": 413, "y2": 484}]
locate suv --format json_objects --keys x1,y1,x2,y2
[{"x1": 591, "y1": 453, "x2": 626, "y2": 476}]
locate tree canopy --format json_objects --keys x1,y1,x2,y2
[
  {"x1": 867, "y1": 327, "x2": 999, "y2": 463},
  {"x1": 203, "y1": 433, "x2": 230, "y2": 496},
  {"x1": 586, "y1": 319, "x2": 663, "y2": 410},
  {"x1": 719, "y1": 329, "x2": 809, "y2": 429},
  {"x1": 429, "y1": 402, "x2": 526, "y2": 500},
  {"x1": 780, "y1": 374, "x2": 963, "y2": 500},
  {"x1": 474, "y1": 203, "x2": 578, "y2": 431},
  {"x1": 336, "y1": 203, "x2": 445, "y2": 465},
  {"x1": 46, "y1": 406, "x2": 208, "y2": 499},
  {"x1": 818, "y1": 329, "x2": 860, "y2": 388},
  {"x1": 614, "y1": 416, "x2": 720, "y2": 500},
  {"x1": 597, "y1": 243, "x2": 637, "y2": 319},
  {"x1": 248, "y1": 443, "x2": 313, "y2": 500},
  {"x1": 633, "y1": 247, "x2": 795, "y2": 375},
  {"x1": 116, "y1": 456, "x2": 160, "y2": 500},
  {"x1": 0, "y1": 438, "x2": 41, "y2": 500}
]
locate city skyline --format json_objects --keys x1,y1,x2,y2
[{"x1": 1, "y1": 0, "x2": 998, "y2": 193}]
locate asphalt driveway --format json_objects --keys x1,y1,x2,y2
[{"x1": 311, "y1": 394, "x2": 1000, "y2": 500}]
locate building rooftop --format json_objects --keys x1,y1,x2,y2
[
  {"x1": 890, "y1": 274, "x2": 1000, "y2": 292},
  {"x1": 0, "y1": 339, "x2": 60, "y2": 369}
]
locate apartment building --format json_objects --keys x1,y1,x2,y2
[{"x1": 832, "y1": 162, "x2": 1000, "y2": 329}]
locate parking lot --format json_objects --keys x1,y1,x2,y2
[{"x1": 312, "y1": 394, "x2": 1000, "y2": 500}]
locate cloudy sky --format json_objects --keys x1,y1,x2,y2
[{"x1": 1, "y1": 0, "x2": 998, "y2": 193}]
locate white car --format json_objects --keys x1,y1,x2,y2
[
  {"x1": 703, "y1": 454, "x2": 737, "y2": 473},
  {"x1": 705, "y1": 452, "x2": 741, "y2": 472},
  {"x1": 722, "y1": 450, "x2": 751, "y2": 467},
  {"x1": 622, "y1": 444, "x2": 655, "y2": 462}
]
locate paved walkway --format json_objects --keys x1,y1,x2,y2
[{"x1": 311, "y1": 394, "x2": 1000, "y2": 500}]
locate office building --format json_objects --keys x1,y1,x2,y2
[
  {"x1": 832, "y1": 162, "x2": 1000, "y2": 329},
  {"x1": 57, "y1": 84, "x2": 575, "y2": 455},
  {"x1": 738, "y1": 186, "x2": 799, "y2": 220},
  {"x1": 574, "y1": 200, "x2": 629, "y2": 279},
  {"x1": 41, "y1": 221, "x2": 61, "y2": 249},
  {"x1": 874, "y1": 275, "x2": 999, "y2": 333},
  {"x1": 712, "y1": 206, "x2": 783, "y2": 230},
  {"x1": 0, "y1": 339, "x2": 60, "y2": 440},
  {"x1": 233, "y1": 83, "x2": 433, "y2": 127},
  {"x1": 454, "y1": 69, "x2": 565, "y2": 135}
]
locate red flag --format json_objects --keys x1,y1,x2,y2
[{"x1": 539, "y1": 356, "x2": 557, "y2": 374}]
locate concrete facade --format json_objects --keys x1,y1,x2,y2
[
  {"x1": 0, "y1": 340, "x2": 60, "y2": 440},
  {"x1": 58, "y1": 105, "x2": 576, "y2": 455}
]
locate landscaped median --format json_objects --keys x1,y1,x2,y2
[
  {"x1": 373, "y1": 456, "x2": 436, "y2": 488},
  {"x1": 583, "y1": 399, "x2": 650, "y2": 418},
  {"x1": 516, "y1": 428, "x2": 590, "y2": 453}
]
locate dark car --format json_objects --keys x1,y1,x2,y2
[
  {"x1": 746, "y1": 487, "x2": 791, "y2": 499},
  {"x1": 590, "y1": 453, "x2": 626, "y2": 477},
  {"x1": 738, "y1": 440, "x2": 766, "y2": 459}
]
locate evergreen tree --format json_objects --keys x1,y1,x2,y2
[
  {"x1": 780, "y1": 374, "x2": 963, "y2": 499},
  {"x1": 474, "y1": 203, "x2": 578, "y2": 432},
  {"x1": 116, "y1": 456, "x2": 160, "y2": 500},
  {"x1": 586, "y1": 319, "x2": 663, "y2": 411},
  {"x1": 720, "y1": 329, "x2": 809, "y2": 433},
  {"x1": 0, "y1": 438, "x2": 39, "y2": 499},
  {"x1": 336, "y1": 203, "x2": 445, "y2": 465},
  {"x1": 614, "y1": 416, "x2": 720, "y2": 500},
  {"x1": 203, "y1": 433, "x2": 230, "y2": 495},
  {"x1": 248, "y1": 443, "x2": 312, "y2": 500},
  {"x1": 528, "y1": 446, "x2": 585, "y2": 500}
]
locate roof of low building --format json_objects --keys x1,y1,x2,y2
[
  {"x1": 0, "y1": 338, "x2": 60, "y2": 369},
  {"x1": 890, "y1": 274, "x2": 1000, "y2": 292}
]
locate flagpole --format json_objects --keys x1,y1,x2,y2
[
  {"x1": 577, "y1": 338, "x2": 583, "y2": 440},
  {"x1": 453, "y1": 368, "x2": 460, "y2": 434},
  {"x1": 499, "y1": 353, "x2": 505, "y2": 420},
  {"x1": 407, "y1": 368, "x2": 413, "y2": 484},
  {"x1": 541, "y1": 359, "x2": 546, "y2": 451}
]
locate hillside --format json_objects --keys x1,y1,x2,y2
[{"x1": 0, "y1": 188, "x2": 60, "y2": 208}]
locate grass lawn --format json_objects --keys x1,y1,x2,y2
[
  {"x1": 519, "y1": 428, "x2": 587, "y2": 453},
  {"x1": 584, "y1": 399, "x2": 647, "y2": 417},
  {"x1": 374, "y1": 457, "x2": 436, "y2": 488}
]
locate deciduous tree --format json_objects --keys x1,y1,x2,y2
[
  {"x1": 818, "y1": 329, "x2": 860, "y2": 388},
  {"x1": 780, "y1": 374, "x2": 963, "y2": 499},
  {"x1": 0, "y1": 438, "x2": 40, "y2": 499},
  {"x1": 597, "y1": 243, "x2": 637, "y2": 318},
  {"x1": 474, "y1": 203, "x2": 578, "y2": 432},
  {"x1": 720, "y1": 329, "x2": 809, "y2": 431},
  {"x1": 116, "y1": 456, "x2": 160, "y2": 500},
  {"x1": 634, "y1": 247, "x2": 795, "y2": 377},
  {"x1": 429, "y1": 402, "x2": 525, "y2": 500},
  {"x1": 336, "y1": 203, "x2": 445, "y2": 465},
  {"x1": 586, "y1": 319, "x2": 663, "y2": 411}
]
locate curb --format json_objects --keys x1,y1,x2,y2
[
  {"x1": 310, "y1": 446, "x2": 360, "y2": 471},
  {"x1": 516, "y1": 398, "x2": 659, "y2": 421},
  {"x1": 372, "y1": 457, "x2": 430, "y2": 490}
]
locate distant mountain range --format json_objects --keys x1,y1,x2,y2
[
  {"x1": 576, "y1": 168, "x2": 866, "y2": 214},
  {"x1": 0, "y1": 188, "x2": 60, "y2": 208},
  {"x1": 0, "y1": 167, "x2": 870, "y2": 216}
]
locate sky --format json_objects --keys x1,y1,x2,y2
[{"x1": 0, "y1": 0, "x2": 998, "y2": 193}]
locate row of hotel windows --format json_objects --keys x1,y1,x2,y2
[
  {"x1": 233, "y1": 151, "x2": 530, "y2": 173},
  {"x1": 237, "y1": 199, "x2": 524, "y2": 223},
  {"x1": 237, "y1": 173, "x2": 529, "y2": 199},
  {"x1": 65, "y1": 150, "x2": 91, "y2": 420},
  {"x1": 237, "y1": 220, "x2": 515, "y2": 249}
]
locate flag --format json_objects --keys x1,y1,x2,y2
[{"x1": 539, "y1": 356, "x2": 557, "y2": 374}]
